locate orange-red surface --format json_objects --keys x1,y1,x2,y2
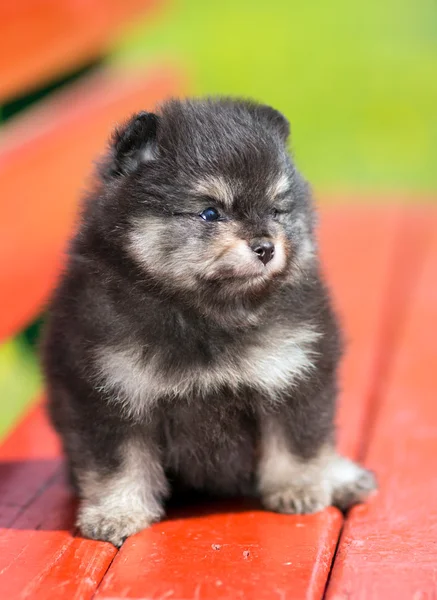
[
  {"x1": 0, "y1": 403, "x2": 61, "y2": 528},
  {"x1": 0, "y1": 0, "x2": 161, "y2": 101},
  {"x1": 0, "y1": 65, "x2": 185, "y2": 342},
  {"x1": 1, "y1": 205, "x2": 427, "y2": 599},
  {"x1": 0, "y1": 479, "x2": 117, "y2": 600},
  {"x1": 326, "y1": 214, "x2": 437, "y2": 599},
  {"x1": 95, "y1": 506, "x2": 341, "y2": 600},
  {"x1": 319, "y1": 207, "x2": 402, "y2": 459},
  {"x1": 0, "y1": 403, "x2": 60, "y2": 462},
  {"x1": 0, "y1": 403, "x2": 116, "y2": 598}
]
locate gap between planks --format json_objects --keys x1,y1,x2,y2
[
  {"x1": 355, "y1": 208, "x2": 435, "y2": 463},
  {"x1": 323, "y1": 206, "x2": 436, "y2": 599}
]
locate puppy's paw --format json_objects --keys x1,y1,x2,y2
[
  {"x1": 261, "y1": 483, "x2": 331, "y2": 515},
  {"x1": 77, "y1": 505, "x2": 157, "y2": 547},
  {"x1": 328, "y1": 457, "x2": 377, "y2": 511}
]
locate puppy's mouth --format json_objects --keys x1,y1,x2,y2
[
  {"x1": 200, "y1": 238, "x2": 288, "y2": 285},
  {"x1": 204, "y1": 271, "x2": 269, "y2": 284}
]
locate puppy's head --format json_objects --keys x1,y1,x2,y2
[{"x1": 97, "y1": 98, "x2": 316, "y2": 309}]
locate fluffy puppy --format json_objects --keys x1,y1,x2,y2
[{"x1": 41, "y1": 97, "x2": 376, "y2": 547}]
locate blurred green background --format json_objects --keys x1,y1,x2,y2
[
  {"x1": 115, "y1": 0, "x2": 437, "y2": 193},
  {"x1": 1, "y1": 0, "x2": 436, "y2": 437}
]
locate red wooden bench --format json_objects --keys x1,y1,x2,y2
[
  {"x1": 0, "y1": 63, "x2": 184, "y2": 341},
  {"x1": 1, "y1": 24, "x2": 436, "y2": 594},
  {"x1": 0, "y1": 0, "x2": 161, "y2": 102},
  {"x1": 1, "y1": 186, "x2": 436, "y2": 597}
]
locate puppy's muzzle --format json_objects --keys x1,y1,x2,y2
[{"x1": 250, "y1": 239, "x2": 275, "y2": 266}]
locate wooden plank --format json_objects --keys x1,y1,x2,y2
[
  {"x1": 0, "y1": 409, "x2": 118, "y2": 599},
  {"x1": 319, "y1": 206, "x2": 404, "y2": 459},
  {"x1": 96, "y1": 504, "x2": 341, "y2": 600},
  {"x1": 0, "y1": 64, "x2": 185, "y2": 341},
  {"x1": 326, "y1": 209, "x2": 437, "y2": 599},
  {"x1": 0, "y1": 0, "x2": 161, "y2": 102},
  {"x1": 0, "y1": 459, "x2": 60, "y2": 527},
  {"x1": 94, "y1": 206, "x2": 402, "y2": 600},
  {"x1": 0, "y1": 402, "x2": 61, "y2": 527},
  {"x1": 0, "y1": 475, "x2": 117, "y2": 600},
  {"x1": 0, "y1": 402, "x2": 60, "y2": 461}
]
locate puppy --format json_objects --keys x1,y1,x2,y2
[{"x1": 41, "y1": 97, "x2": 376, "y2": 547}]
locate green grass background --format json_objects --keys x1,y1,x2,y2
[
  {"x1": 1, "y1": 0, "x2": 436, "y2": 437},
  {"x1": 114, "y1": 0, "x2": 437, "y2": 193}
]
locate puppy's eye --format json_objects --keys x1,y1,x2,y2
[
  {"x1": 200, "y1": 207, "x2": 221, "y2": 221},
  {"x1": 272, "y1": 207, "x2": 288, "y2": 219}
]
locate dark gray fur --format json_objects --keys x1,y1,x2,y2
[{"x1": 41, "y1": 97, "x2": 376, "y2": 546}]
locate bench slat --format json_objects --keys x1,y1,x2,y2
[
  {"x1": 0, "y1": 403, "x2": 60, "y2": 461},
  {"x1": 0, "y1": 206, "x2": 422, "y2": 599},
  {"x1": 0, "y1": 0, "x2": 161, "y2": 101},
  {"x1": 0, "y1": 473, "x2": 116, "y2": 600},
  {"x1": 94, "y1": 206, "x2": 403, "y2": 600},
  {"x1": 0, "y1": 533, "x2": 116, "y2": 599},
  {"x1": 318, "y1": 206, "x2": 404, "y2": 459},
  {"x1": 326, "y1": 210, "x2": 437, "y2": 599},
  {"x1": 0, "y1": 403, "x2": 61, "y2": 527},
  {"x1": 0, "y1": 64, "x2": 184, "y2": 341},
  {"x1": 0, "y1": 438, "x2": 117, "y2": 599},
  {"x1": 96, "y1": 506, "x2": 342, "y2": 600}
]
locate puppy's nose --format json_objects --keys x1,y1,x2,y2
[{"x1": 250, "y1": 239, "x2": 275, "y2": 265}]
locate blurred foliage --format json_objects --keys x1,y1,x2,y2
[
  {"x1": 0, "y1": 338, "x2": 41, "y2": 437},
  {"x1": 113, "y1": 0, "x2": 437, "y2": 193},
  {"x1": 1, "y1": 0, "x2": 436, "y2": 435}
]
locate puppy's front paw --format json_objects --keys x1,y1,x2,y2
[
  {"x1": 261, "y1": 483, "x2": 331, "y2": 515},
  {"x1": 77, "y1": 504, "x2": 157, "y2": 547},
  {"x1": 329, "y1": 458, "x2": 377, "y2": 511}
]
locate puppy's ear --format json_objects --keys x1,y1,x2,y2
[
  {"x1": 106, "y1": 112, "x2": 159, "y2": 179},
  {"x1": 257, "y1": 105, "x2": 290, "y2": 142}
]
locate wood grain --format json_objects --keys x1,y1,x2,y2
[
  {"x1": 95, "y1": 504, "x2": 342, "y2": 600},
  {"x1": 319, "y1": 206, "x2": 403, "y2": 459},
  {"x1": 0, "y1": 65, "x2": 185, "y2": 341},
  {"x1": 326, "y1": 209, "x2": 437, "y2": 599},
  {"x1": 0, "y1": 419, "x2": 117, "y2": 599}
]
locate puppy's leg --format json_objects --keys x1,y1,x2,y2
[
  {"x1": 257, "y1": 385, "x2": 376, "y2": 514},
  {"x1": 76, "y1": 434, "x2": 169, "y2": 547}
]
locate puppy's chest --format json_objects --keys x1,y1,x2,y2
[
  {"x1": 94, "y1": 323, "x2": 319, "y2": 418},
  {"x1": 161, "y1": 397, "x2": 257, "y2": 494}
]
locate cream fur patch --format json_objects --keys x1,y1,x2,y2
[
  {"x1": 257, "y1": 415, "x2": 376, "y2": 514},
  {"x1": 76, "y1": 436, "x2": 168, "y2": 545},
  {"x1": 93, "y1": 325, "x2": 320, "y2": 419},
  {"x1": 268, "y1": 173, "x2": 290, "y2": 199},
  {"x1": 193, "y1": 175, "x2": 235, "y2": 207}
]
